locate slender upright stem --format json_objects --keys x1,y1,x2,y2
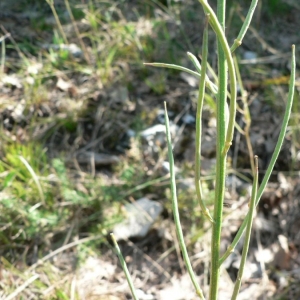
[
  {"x1": 209, "y1": 0, "x2": 227, "y2": 298},
  {"x1": 198, "y1": 0, "x2": 237, "y2": 155},
  {"x1": 233, "y1": 56, "x2": 255, "y2": 175},
  {"x1": 231, "y1": 156, "x2": 259, "y2": 300},
  {"x1": 195, "y1": 15, "x2": 214, "y2": 224},
  {"x1": 164, "y1": 102, "x2": 206, "y2": 300}
]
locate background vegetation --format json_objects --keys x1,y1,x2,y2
[{"x1": 0, "y1": 0, "x2": 299, "y2": 299}]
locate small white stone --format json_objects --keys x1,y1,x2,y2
[
  {"x1": 113, "y1": 197, "x2": 163, "y2": 240},
  {"x1": 243, "y1": 51, "x2": 257, "y2": 60}
]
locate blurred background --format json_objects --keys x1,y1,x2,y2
[{"x1": 0, "y1": 0, "x2": 300, "y2": 299}]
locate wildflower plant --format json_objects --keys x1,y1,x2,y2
[{"x1": 112, "y1": 0, "x2": 296, "y2": 299}]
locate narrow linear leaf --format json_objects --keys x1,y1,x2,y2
[
  {"x1": 144, "y1": 61, "x2": 217, "y2": 95},
  {"x1": 164, "y1": 101, "x2": 206, "y2": 300},
  {"x1": 144, "y1": 62, "x2": 200, "y2": 78},
  {"x1": 110, "y1": 233, "x2": 139, "y2": 300},
  {"x1": 231, "y1": 0, "x2": 259, "y2": 53},
  {"x1": 230, "y1": 156, "x2": 259, "y2": 300},
  {"x1": 195, "y1": 15, "x2": 214, "y2": 224}
]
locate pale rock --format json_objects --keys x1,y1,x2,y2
[{"x1": 113, "y1": 197, "x2": 163, "y2": 240}]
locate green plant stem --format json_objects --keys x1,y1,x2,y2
[
  {"x1": 233, "y1": 55, "x2": 255, "y2": 175},
  {"x1": 164, "y1": 102, "x2": 206, "y2": 300},
  {"x1": 198, "y1": 0, "x2": 228, "y2": 298},
  {"x1": 220, "y1": 45, "x2": 296, "y2": 266},
  {"x1": 231, "y1": 156, "x2": 259, "y2": 300},
  {"x1": 195, "y1": 15, "x2": 214, "y2": 224},
  {"x1": 230, "y1": 0, "x2": 259, "y2": 53},
  {"x1": 198, "y1": 0, "x2": 237, "y2": 155},
  {"x1": 110, "y1": 233, "x2": 139, "y2": 300}
]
